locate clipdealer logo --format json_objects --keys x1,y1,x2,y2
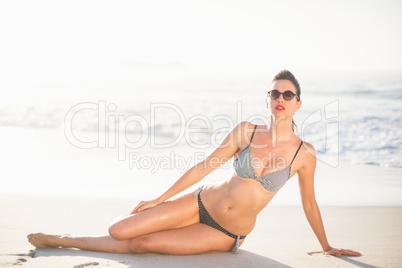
[{"x1": 64, "y1": 100, "x2": 340, "y2": 171}]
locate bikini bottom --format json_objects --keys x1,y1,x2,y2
[{"x1": 194, "y1": 186, "x2": 246, "y2": 254}]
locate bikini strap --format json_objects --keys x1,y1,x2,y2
[
  {"x1": 249, "y1": 125, "x2": 257, "y2": 144},
  {"x1": 290, "y1": 141, "x2": 303, "y2": 165}
]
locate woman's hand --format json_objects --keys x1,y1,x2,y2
[
  {"x1": 324, "y1": 247, "x2": 361, "y2": 257},
  {"x1": 130, "y1": 199, "x2": 161, "y2": 215}
]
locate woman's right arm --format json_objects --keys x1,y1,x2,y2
[{"x1": 131, "y1": 121, "x2": 250, "y2": 213}]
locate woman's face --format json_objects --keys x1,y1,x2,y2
[{"x1": 266, "y1": 79, "x2": 301, "y2": 119}]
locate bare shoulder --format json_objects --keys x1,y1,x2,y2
[
  {"x1": 239, "y1": 121, "x2": 258, "y2": 133},
  {"x1": 192, "y1": 121, "x2": 256, "y2": 177},
  {"x1": 301, "y1": 141, "x2": 316, "y2": 158},
  {"x1": 297, "y1": 141, "x2": 317, "y2": 173},
  {"x1": 238, "y1": 120, "x2": 257, "y2": 130},
  {"x1": 236, "y1": 121, "x2": 258, "y2": 147},
  {"x1": 215, "y1": 121, "x2": 254, "y2": 149}
]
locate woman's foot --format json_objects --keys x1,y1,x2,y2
[{"x1": 27, "y1": 233, "x2": 68, "y2": 248}]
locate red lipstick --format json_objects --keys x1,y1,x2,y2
[{"x1": 275, "y1": 105, "x2": 285, "y2": 111}]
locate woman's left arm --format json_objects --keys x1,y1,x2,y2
[{"x1": 297, "y1": 143, "x2": 361, "y2": 257}]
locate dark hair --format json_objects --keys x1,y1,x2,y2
[{"x1": 271, "y1": 70, "x2": 301, "y2": 132}]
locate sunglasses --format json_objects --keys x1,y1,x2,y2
[{"x1": 267, "y1": 90, "x2": 299, "y2": 101}]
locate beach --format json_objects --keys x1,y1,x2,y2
[
  {"x1": 1, "y1": 0, "x2": 402, "y2": 266},
  {"x1": 1, "y1": 127, "x2": 402, "y2": 267},
  {"x1": 1, "y1": 194, "x2": 401, "y2": 267},
  {"x1": 1, "y1": 70, "x2": 402, "y2": 267},
  {"x1": 1, "y1": 64, "x2": 401, "y2": 268}
]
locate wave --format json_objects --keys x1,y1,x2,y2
[
  {"x1": 337, "y1": 88, "x2": 402, "y2": 99},
  {"x1": 2, "y1": 75, "x2": 402, "y2": 168}
]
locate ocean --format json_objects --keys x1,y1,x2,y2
[
  {"x1": 1, "y1": 69, "x2": 401, "y2": 205},
  {"x1": 2, "y1": 70, "x2": 401, "y2": 168}
]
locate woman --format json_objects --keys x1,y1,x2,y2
[{"x1": 28, "y1": 70, "x2": 361, "y2": 257}]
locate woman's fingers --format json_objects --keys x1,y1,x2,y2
[
  {"x1": 325, "y1": 248, "x2": 361, "y2": 257},
  {"x1": 130, "y1": 201, "x2": 146, "y2": 215},
  {"x1": 138, "y1": 200, "x2": 159, "y2": 211},
  {"x1": 341, "y1": 249, "x2": 361, "y2": 256},
  {"x1": 337, "y1": 248, "x2": 361, "y2": 256},
  {"x1": 130, "y1": 200, "x2": 160, "y2": 215}
]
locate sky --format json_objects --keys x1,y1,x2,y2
[{"x1": 0, "y1": 0, "x2": 401, "y2": 87}]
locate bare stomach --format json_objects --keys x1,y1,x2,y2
[{"x1": 200, "y1": 174, "x2": 277, "y2": 236}]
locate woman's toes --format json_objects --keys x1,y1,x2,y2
[{"x1": 27, "y1": 233, "x2": 50, "y2": 248}]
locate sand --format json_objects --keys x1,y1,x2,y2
[
  {"x1": 1, "y1": 193, "x2": 401, "y2": 268},
  {"x1": 1, "y1": 128, "x2": 401, "y2": 267}
]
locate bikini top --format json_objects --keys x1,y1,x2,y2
[{"x1": 233, "y1": 125, "x2": 303, "y2": 192}]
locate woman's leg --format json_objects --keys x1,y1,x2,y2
[
  {"x1": 27, "y1": 192, "x2": 200, "y2": 253},
  {"x1": 27, "y1": 233, "x2": 132, "y2": 254},
  {"x1": 128, "y1": 223, "x2": 244, "y2": 255},
  {"x1": 28, "y1": 222, "x2": 244, "y2": 255},
  {"x1": 108, "y1": 192, "x2": 199, "y2": 240}
]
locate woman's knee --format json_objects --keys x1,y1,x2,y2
[
  {"x1": 108, "y1": 220, "x2": 133, "y2": 240},
  {"x1": 108, "y1": 223, "x2": 122, "y2": 240}
]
